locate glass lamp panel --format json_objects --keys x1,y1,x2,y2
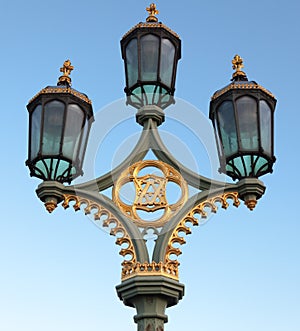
[
  {"x1": 214, "y1": 117, "x2": 224, "y2": 160},
  {"x1": 259, "y1": 100, "x2": 272, "y2": 155},
  {"x1": 78, "y1": 117, "x2": 89, "y2": 165},
  {"x1": 56, "y1": 159, "x2": 71, "y2": 181},
  {"x1": 228, "y1": 155, "x2": 251, "y2": 178},
  {"x1": 34, "y1": 159, "x2": 48, "y2": 179},
  {"x1": 42, "y1": 100, "x2": 65, "y2": 155},
  {"x1": 140, "y1": 34, "x2": 159, "y2": 81},
  {"x1": 126, "y1": 38, "x2": 138, "y2": 87},
  {"x1": 242, "y1": 155, "x2": 253, "y2": 176},
  {"x1": 217, "y1": 101, "x2": 238, "y2": 157},
  {"x1": 30, "y1": 104, "x2": 42, "y2": 160},
  {"x1": 160, "y1": 38, "x2": 175, "y2": 87},
  {"x1": 236, "y1": 96, "x2": 258, "y2": 151},
  {"x1": 226, "y1": 158, "x2": 243, "y2": 177},
  {"x1": 63, "y1": 104, "x2": 84, "y2": 162},
  {"x1": 254, "y1": 156, "x2": 269, "y2": 175}
]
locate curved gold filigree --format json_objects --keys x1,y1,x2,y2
[
  {"x1": 113, "y1": 160, "x2": 188, "y2": 228},
  {"x1": 165, "y1": 192, "x2": 240, "y2": 270},
  {"x1": 61, "y1": 194, "x2": 136, "y2": 270}
]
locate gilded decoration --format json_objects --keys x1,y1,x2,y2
[
  {"x1": 113, "y1": 160, "x2": 188, "y2": 228},
  {"x1": 122, "y1": 22, "x2": 180, "y2": 39},
  {"x1": 211, "y1": 54, "x2": 275, "y2": 100},
  {"x1": 122, "y1": 261, "x2": 179, "y2": 280},
  {"x1": 28, "y1": 86, "x2": 92, "y2": 105},
  {"x1": 28, "y1": 60, "x2": 92, "y2": 105},
  {"x1": 211, "y1": 82, "x2": 275, "y2": 101},
  {"x1": 146, "y1": 3, "x2": 159, "y2": 22},
  {"x1": 165, "y1": 192, "x2": 240, "y2": 269},
  {"x1": 231, "y1": 54, "x2": 247, "y2": 79},
  {"x1": 61, "y1": 194, "x2": 136, "y2": 268},
  {"x1": 58, "y1": 59, "x2": 74, "y2": 86}
]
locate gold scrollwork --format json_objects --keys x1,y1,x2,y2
[
  {"x1": 61, "y1": 194, "x2": 136, "y2": 269},
  {"x1": 165, "y1": 192, "x2": 240, "y2": 271},
  {"x1": 113, "y1": 160, "x2": 188, "y2": 228}
]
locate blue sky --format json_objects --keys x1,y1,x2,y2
[{"x1": 0, "y1": 0, "x2": 299, "y2": 330}]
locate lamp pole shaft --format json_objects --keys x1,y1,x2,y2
[{"x1": 133, "y1": 295, "x2": 167, "y2": 331}]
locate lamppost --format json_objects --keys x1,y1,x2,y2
[{"x1": 26, "y1": 4, "x2": 276, "y2": 331}]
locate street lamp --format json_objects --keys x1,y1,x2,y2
[{"x1": 26, "y1": 4, "x2": 276, "y2": 331}]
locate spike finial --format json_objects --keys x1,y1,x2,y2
[
  {"x1": 231, "y1": 54, "x2": 247, "y2": 81},
  {"x1": 146, "y1": 3, "x2": 159, "y2": 22},
  {"x1": 58, "y1": 59, "x2": 74, "y2": 86}
]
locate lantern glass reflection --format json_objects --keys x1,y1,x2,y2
[
  {"x1": 217, "y1": 101, "x2": 238, "y2": 157},
  {"x1": 141, "y1": 34, "x2": 159, "y2": 81},
  {"x1": 42, "y1": 100, "x2": 65, "y2": 155},
  {"x1": 259, "y1": 100, "x2": 272, "y2": 155},
  {"x1": 126, "y1": 38, "x2": 138, "y2": 88},
  {"x1": 236, "y1": 96, "x2": 258, "y2": 151},
  {"x1": 63, "y1": 104, "x2": 84, "y2": 161},
  {"x1": 160, "y1": 38, "x2": 175, "y2": 87},
  {"x1": 30, "y1": 104, "x2": 42, "y2": 161}
]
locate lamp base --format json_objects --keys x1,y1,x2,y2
[
  {"x1": 136, "y1": 105, "x2": 165, "y2": 127},
  {"x1": 237, "y1": 178, "x2": 266, "y2": 210}
]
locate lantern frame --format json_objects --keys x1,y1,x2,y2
[
  {"x1": 26, "y1": 84, "x2": 93, "y2": 184},
  {"x1": 121, "y1": 20, "x2": 181, "y2": 110},
  {"x1": 210, "y1": 72, "x2": 276, "y2": 181}
]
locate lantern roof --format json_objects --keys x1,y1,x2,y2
[
  {"x1": 211, "y1": 55, "x2": 276, "y2": 101},
  {"x1": 27, "y1": 60, "x2": 92, "y2": 107},
  {"x1": 28, "y1": 85, "x2": 92, "y2": 106},
  {"x1": 122, "y1": 3, "x2": 180, "y2": 40}
]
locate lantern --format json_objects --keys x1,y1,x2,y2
[
  {"x1": 121, "y1": 3, "x2": 181, "y2": 110},
  {"x1": 26, "y1": 60, "x2": 94, "y2": 183},
  {"x1": 210, "y1": 55, "x2": 276, "y2": 181}
]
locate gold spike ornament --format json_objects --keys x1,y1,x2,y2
[
  {"x1": 231, "y1": 54, "x2": 247, "y2": 81},
  {"x1": 146, "y1": 3, "x2": 159, "y2": 22},
  {"x1": 58, "y1": 59, "x2": 74, "y2": 86}
]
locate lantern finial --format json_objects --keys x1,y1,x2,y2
[
  {"x1": 231, "y1": 54, "x2": 248, "y2": 81},
  {"x1": 58, "y1": 59, "x2": 74, "y2": 86},
  {"x1": 146, "y1": 3, "x2": 159, "y2": 22}
]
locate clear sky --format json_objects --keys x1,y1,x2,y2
[{"x1": 0, "y1": 0, "x2": 299, "y2": 330}]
